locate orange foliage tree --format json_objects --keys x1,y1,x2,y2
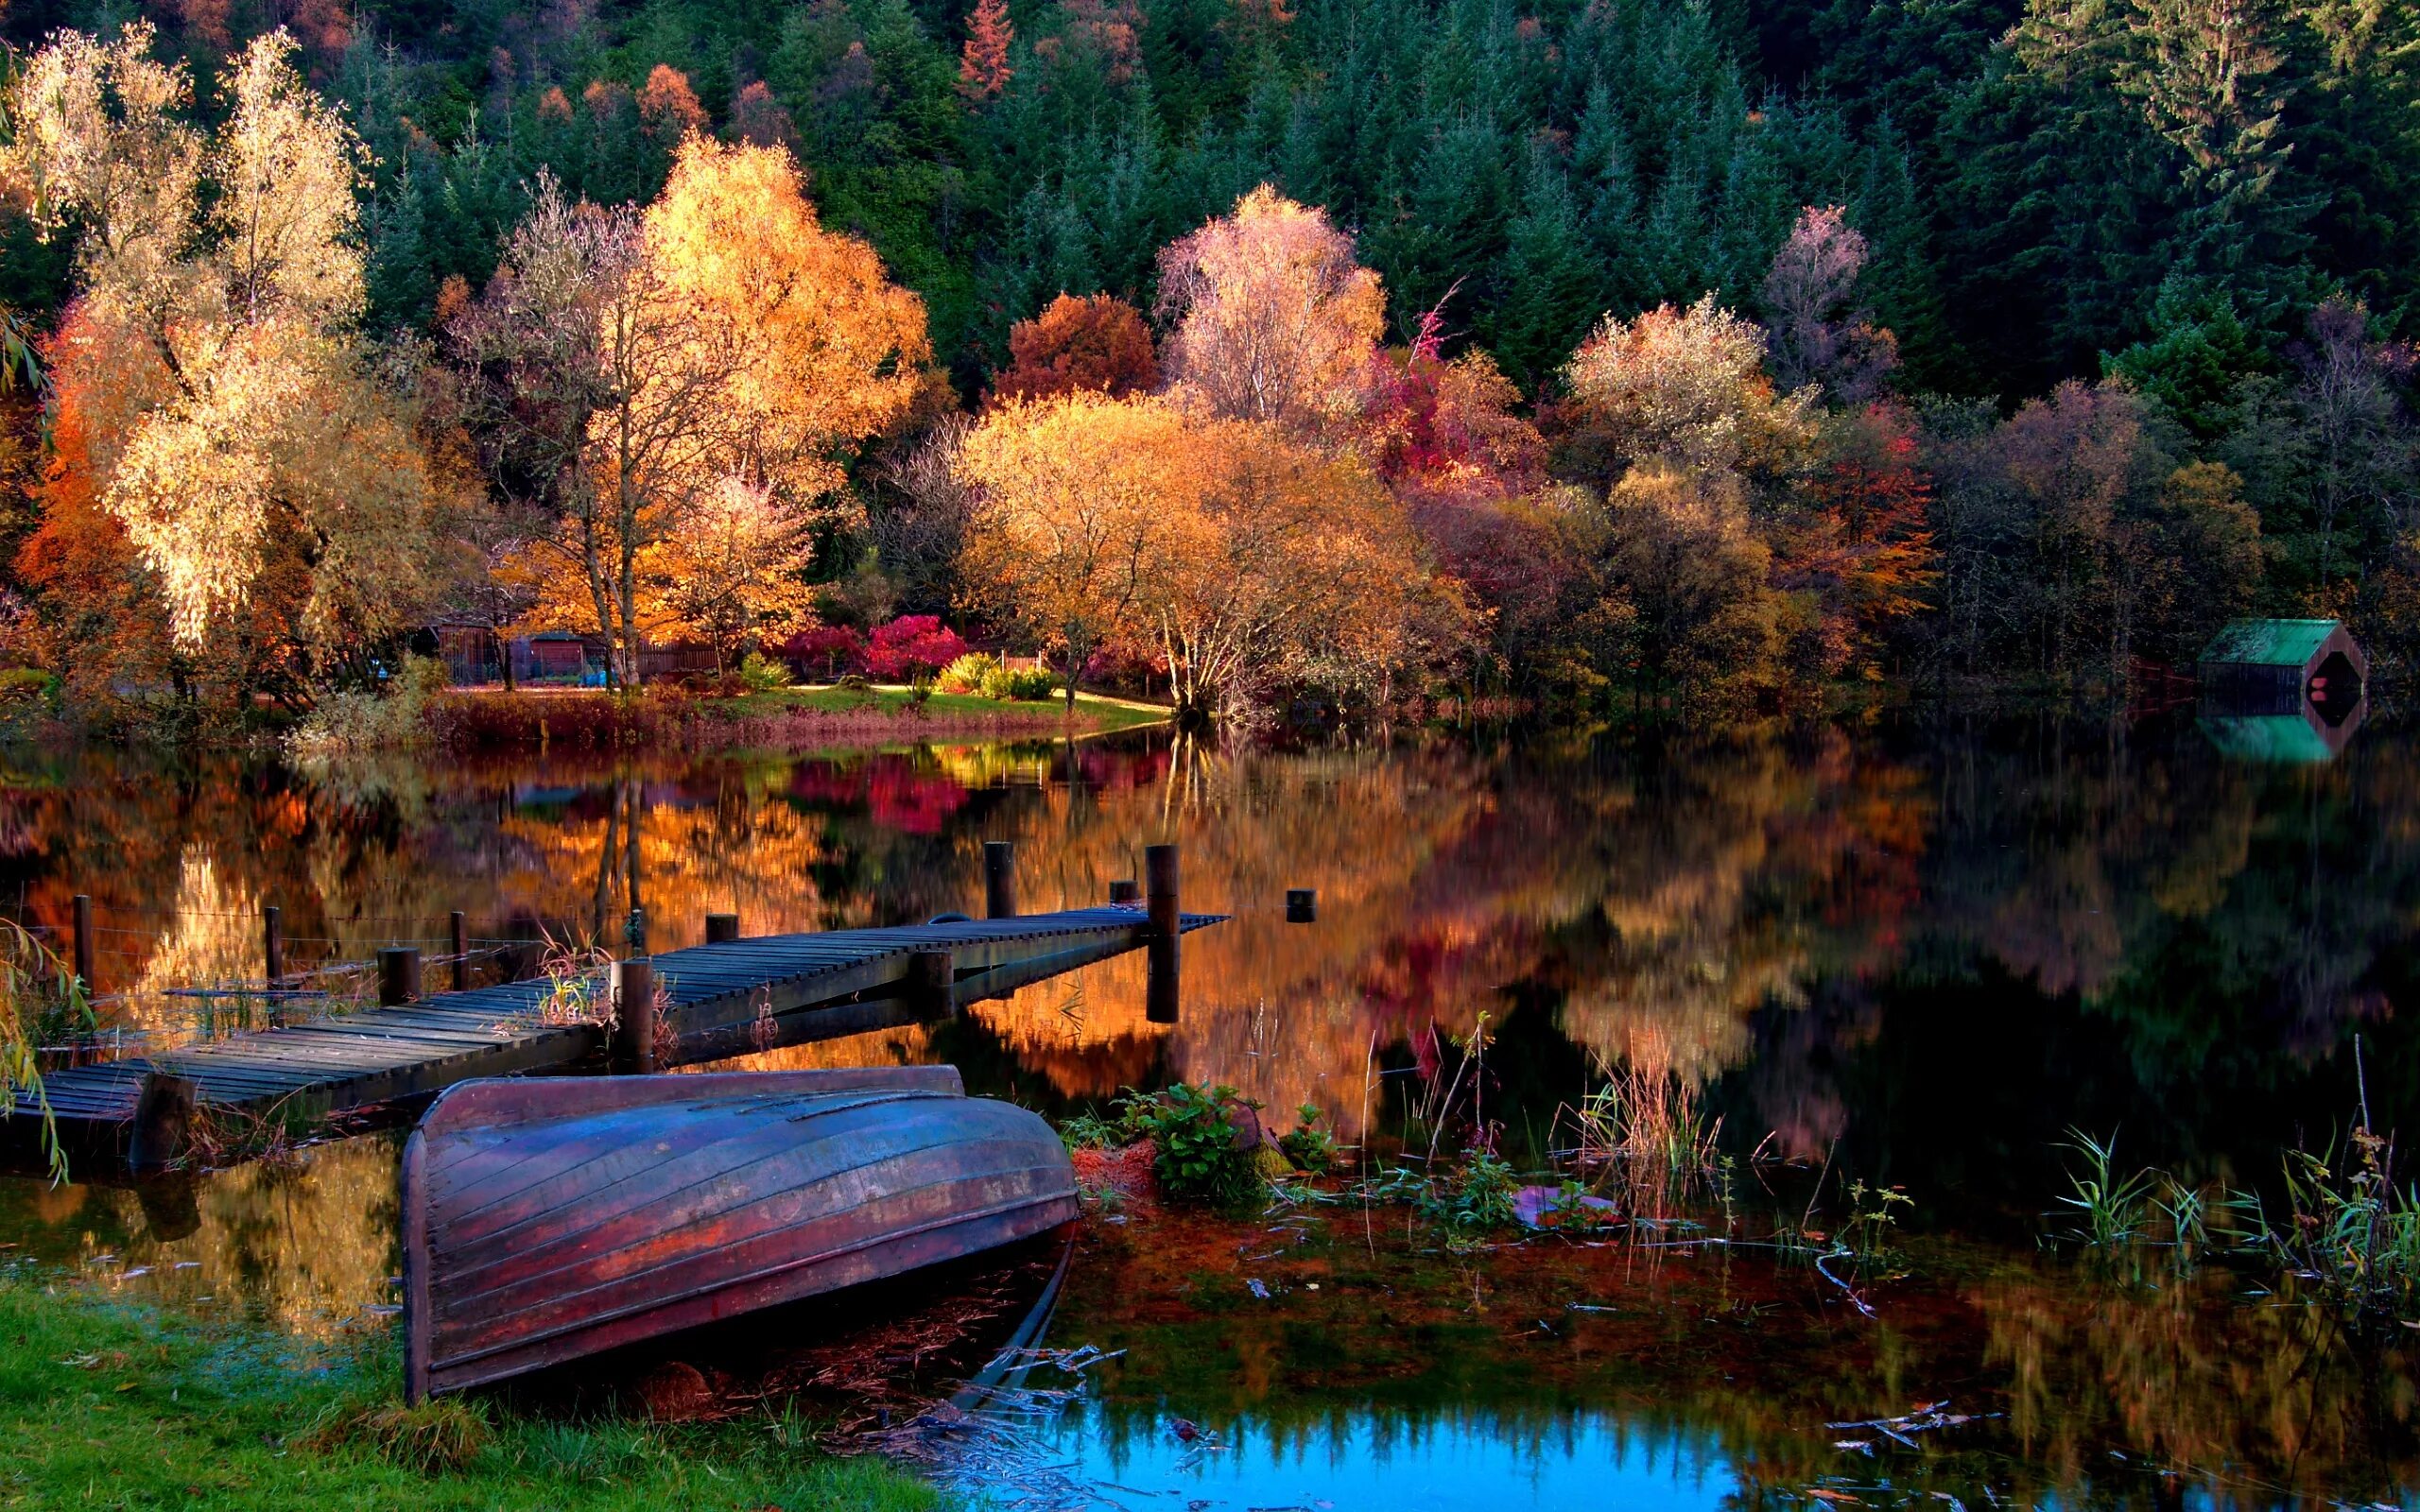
[
  {"x1": 453, "y1": 139, "x2": 930, "y2": 683},
  {"x1": 993, "y1": 293, "x2": 1158, "y2": 403},
  {"x1": 959, "y1": 0, "x2": 1015, "y2": 100}
]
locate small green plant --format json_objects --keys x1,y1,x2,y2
[
  {"x1": 1842, "y1": 1179, "x2": 1912, "y2": 1259},
  {"x1": 2243, "y1": 1125, "x2": 2420, "y2": 1321},
  {"x1": 735, "y1": 651, "x2": 788, "y2": 694},
  {"x1": 1423, "y1": 1145, "x2": 1519, "y2": 1231},
  {"x1": 1059, "y1": 1107, "x2": 1127, "y2": 1152},
  {"x1": 2056, "y1": 1129, "x2": 2159, "y2": 1249},
  {"x1": 1277, "y1": 1102, "x2": 1338, "y2": 1176},
  {"x1": 935, "y1": 652, "x2": 999, "y2": 695},
  {"x1": 1119, "y1": 1082, "x2": 1265, "y2": 1208}
]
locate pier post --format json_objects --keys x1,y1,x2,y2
[
  {"x1": 378, "y1": 947, "x2": 423, "y2": 1005},
  {"x1": 1108, "y1": 879, "x2": 1140, "y2": 905},
  {"x1": 705, "y1": 912, "x2": 740, "y2": 944},
  {"x1": 263, "y1": 905, "x2": 284, "y2": 988},
  {"x1": 1287, "y1": 888, "x2": 1318, "y2": 923},
  {"x1": 128, "y1": 1072, "x2": 196, "y2": 1173},
  {"x1": 984, "y1": 841, "x2": 1017, "y2": 919},
  {"x1": 1145, "y1": 845, "x2": 1179, "y2": 1024},
  {"x1": 71, "y1": 894, "x2": 94, "y2": 992},
  {"x1": 908, "y1": 950, "x2": 956, "y2": 1021},
  {"x1": 613, "y1": 959, "x2": 657, "y2": 1074},
  {"x1": 624, "y1": 906, "x2": 648, "y2": 956},
  {"x1": 1145, "y1": 845, "x2": 1179, "y2": 938},
  {"x1": 451, "y1": 912, "x2": 469, "y2": 992}
]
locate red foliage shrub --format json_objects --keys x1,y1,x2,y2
[
  {"x1": 863, "y1": 615, "x2": 970, "y2": 680},
  {"x1": 781, "y1": 623, "x2": 865, "y2": 679}
]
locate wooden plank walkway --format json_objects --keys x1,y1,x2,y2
[{"x1": 8, "y1": 907, "x2": 1221, "y2": 1158}]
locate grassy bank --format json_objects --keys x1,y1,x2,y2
[
  {"x1": 412, "y1": 683, "x2": 1169, "y2": 755},
  {"x1": 0, "y1": 1280, "x2": 936, "y2": 1512}
]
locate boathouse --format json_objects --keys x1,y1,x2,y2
[{"x1": 2196, "y1": 618, "x2": 2365, "y2": 715}]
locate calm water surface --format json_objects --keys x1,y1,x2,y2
[{"x1": 0, "y1": 711, "x2": 2414, "y2": 1508}]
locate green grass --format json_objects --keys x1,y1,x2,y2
[
  {"x1": 0, "y1": 1280, "x2": 939, "y2": 1511},
  {"x1": 710, "y1": 683, "x2": 1171, "y2": 732}
]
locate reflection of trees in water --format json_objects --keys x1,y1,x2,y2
[
  {"x1": 0, "y1": 1135, "x2": 402, "y2": 1339},
  {"x1": 1, "y1": 719, "x2": 2413, "y2": 1166}
]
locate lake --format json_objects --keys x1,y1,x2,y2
[{"x1": 0, "y1": 709, "x2": 2413, "y2": 1508}]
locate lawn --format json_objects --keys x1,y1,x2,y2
[
  {"x1": 710, "y1": 683, "x2": 1172, "y2": 734},
  {"x1": 0, "y1": 1280, "x2": 937, "y2": 1512}
]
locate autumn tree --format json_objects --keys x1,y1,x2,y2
[
  {"x1": 1156, "y1": 187, "x2": 1385, "y2": 434},
  {"x1": 1770, "y1": 404, "x2": 1939, "y2": 679},
  {"x1": 1, "y1": 26, "x2": 460, "y2": 705},
  {"x1": 453, "y1": 139, "x2": 930, "y2": 685},
  {"x1": 994, "y1": 294, "x2": 1158, "y2": 402},
  {"x1": 1600, "y1": 462, "x2": 1783, "y2": 705},
  {"x1": 1561, "y1": 296, "x2": 1817, "y2": 497},
  {"x1": 1762, "y1": 206, "x2": 1899, "y2": 403},
  {"x1": 644, "y1": 476, "x2": 820, "y2": 668},
  {"x1": 959, "y1": 0, "x2": 1015, "y2": 100},
  {"x1": 956, "y1": 392, "x2": 1190, "y2": 706}
]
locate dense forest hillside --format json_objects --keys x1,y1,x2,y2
[{"x1": 0, "y1": 0, "x2": 2412, "y2": 730}]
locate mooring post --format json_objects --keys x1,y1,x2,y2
[
  {"x1": 263, "y1": 904, "x2": 285, "y2": 988},
  {"x1": 624, "y1": 906, "x2": 648, "y2": 957},
  {"x1": 1145, "y1": 844, "x2": 1180, "y2": 1024},
  {"x1": 1109, "y1": 879, "x2": 1140, "y2": 905},
  {"x1": 705, "y1": 912, "x2": 740, "y2": 944},
  {"x1": 71, "y1": 894, "x2": 94, "y2": 992},
  {"x1": 907, "y1": 950, "x2": 956, "y2": 1021},
  {"x1": 1145, "y1": 845, "x2": 1180, "y2": 938},
  {"x1": 450, "y1": 911, "x2": 469, "y2": 992},
  {"x1": 984, "y1": 841, "x2": 1017, "y2": 919},
  {"x1": 128, "y1": 1071, "x2": 197, "y2": 1174},
  {"x1": 377, "y1": 947, "x2": 423, "y2": 1006},
  {"x1": 1287, "y1": 887, "x2": 1318, "y2": 923},
  {"x1": 613, "y1": 958, "x2": 656, "y2": 1074}
]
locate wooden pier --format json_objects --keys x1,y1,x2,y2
[{"x1": 9, "y1": 903, "x2": 1220, "y2": 1169}]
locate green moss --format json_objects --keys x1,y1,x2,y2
[{"x1": 0, "y1": 1281, "x2": 937, "y2": 1512}]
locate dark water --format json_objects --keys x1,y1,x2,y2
[{"x1": 0, "y1": 711, "x2": 2414, "y2": 1507}]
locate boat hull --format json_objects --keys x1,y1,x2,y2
[{"x1": 402, "y1": 1068, "x2": 1079, "y2": 1399}]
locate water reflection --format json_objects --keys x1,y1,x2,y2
[{"x1": 0, "y1": 713, "x2": 2415, "y2": 1503}]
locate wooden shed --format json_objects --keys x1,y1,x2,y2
[{"x1": 2196, "y1": 618, "x2": 2366, "y2": 718}]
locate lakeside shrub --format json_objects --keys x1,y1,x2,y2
[
  {"x1": 735, "y1": 651, "x2": 787, "y2": 693},
  {"x1": 935, "y1": 652, "x2": 998, "y2": 694},
  {"x1": 1277, "y1": 1103, "x2": 1337, "y2": 1177},
  {"x1": 288, "y1": 656, "x2": 446, "y2": 755},
  {"x1": 979, "y1": 664, "x2": 1058, "y2": 701},
  {"x1": 864, "y1": 616, "x2": 970, "y2": 683},
  {"x1": 1120, "y1": 1083, "x2": 1266, "y2": 1208}
]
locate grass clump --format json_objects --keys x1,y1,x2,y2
[{"x1": 0, "y1": 1280, "x2": 938, "y2": 1511}]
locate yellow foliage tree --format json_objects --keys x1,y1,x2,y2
[
  {"x1": 959, "y1": 391, "x2": 1462, "y2": 719},
  {"x1": 0, "y1": 26, "x2": 458, "y2": 693}
]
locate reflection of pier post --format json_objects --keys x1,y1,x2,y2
[{"x1": 1145, "y1": 844, "x2": 1179, "y2": 1024}]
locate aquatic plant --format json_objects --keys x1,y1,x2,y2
[
  {"x1": 2242, "y1": 1124, "x2": 2420, "y2": 1323},
  {"x1": 2049, "y1": 1129, "x2": 2243, "y2": 1281},
  {"x1": 1557, "y1": 1057, "x2": 1725, "y2": 1215},
  {"x1": 1057, "y1": 1108, "x2": 1126, "y2": 1153},
  {"x1": 1120, "y1": 1083, "x2": 1266, "y2": 1209},
  {"x1": 1423, "y1": 1146, "x2": 1519, "y2": 1231},
  {"x1": 1277, "y1": 1103, "x2": 1337, "y2": 1177}
]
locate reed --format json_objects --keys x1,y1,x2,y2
[{"x1": 1557, "y1": 1057, "x2": 1726, "y2": 1216}]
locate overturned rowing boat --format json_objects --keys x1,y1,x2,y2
[{"x1": 402, "y1": 1067, "x2": 1078, "y2": 1400}]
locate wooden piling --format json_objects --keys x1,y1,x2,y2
[
  {"x1": 613, "y1": 959, "x2": 656, "y2": 1074},
  {"x1": 263, "y1": 905, "x2": 285, "y2": 988},
  {"x1": 984, "y1": 841, "x2": 1017, "y2": 919},
  {"x1": 1287, "y1": 887, "x2": 1318, "y2": 923},
  {"x1": 451, "y1": 912, "x2": 470, "y2": 992},
  {"x1": 624, "y1": 907, "x2": 648, "y2": 956},
  {"x1": 705, "y1": 912, "x2": 740, "y2": 944},
  {"x1": 378, "y1": 947, "x2": 423, "y2": 1006},
  {"x1": 1108, "y1": 879, "x2": 1140, "y2": 905},
  {"x1": 907, "y1": 950, "x2": 956, "y2": 1021},
  {"x1": 128, "y1": 1072, "x2": 196, "y2": 1173},
  {"x1": 71, "y1": 894, "x2": 94, "y2": 991},
  {"x1": 1145, "y1": 845, "x2": 1180, "y2": 1024},
  {"x1": 1145, "y1": 845, "x2": 1180, "y2": 938}
]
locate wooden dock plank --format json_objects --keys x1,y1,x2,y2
[{"x1": 8, "y1": 907, "x2": 1223, "y2": 1160}]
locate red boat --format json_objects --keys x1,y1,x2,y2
[{"x1": 401, "y1": 1067, "x2": 1079, "y2": 1400}]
